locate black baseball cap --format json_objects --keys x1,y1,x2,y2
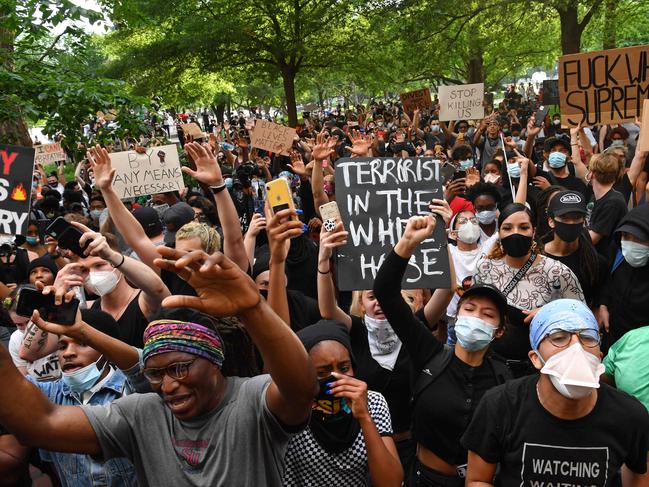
[
  {"x1": 133, "y1": 207, "x2": 163, "y2": 238},
  {"x1": 544, "y1": 136, "x2": 571, "y2": 153},
  {"x1": 459, "y1": 283, "x2": 508, "y2": 324},
  {"x1": 547, "y1": 191, "x2": 587, "y2": 217},
  {"x1": 615, "y1": 204, "x2": 649, "y2": 241}
]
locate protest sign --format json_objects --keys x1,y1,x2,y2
[
  {"x1": 542, "y1": 79, "x2": 560, "y2": 105},
  {"x1": 438, "y1": 83, "x2": 484, "y2": 121},
  {"x1": 181, "y1": 123, "x2": 204, "y2": 139},
  {"x1": 0, "y1": 144, "x2": 35, "y2": 236},
  {"x1": 400, "y1": 88, "x2": 433, "y2": 115},
  {"x1": 109, "y1": 144, "x2": 185, "y2": 199},
  {"x1": 34, "y1": 143, "x2": 66, "y2": 165},
  {"x1": 334, "y1": 157, "x2": 451, "y2": 291},
  {"x1": 639, "y1": 99, "x2": 649, "y2": 152},
  {"x1": 559, "y1": 44, "x2": 649, "y2": 127},
  {"x1": 250, "y1": 119, "x2": 296, "y2": 155}
]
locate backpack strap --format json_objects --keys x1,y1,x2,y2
[
  {"x1": 485, "y1": 352, "x2": 513, "y2": 384},
  {"x1": 611, "y1": 248, "x2": 624, "y2": 275}
]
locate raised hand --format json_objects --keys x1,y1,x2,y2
[
  {"x1": 312, "y1": 131, "x2": 337, "y2": 162},
  {"x1": 527, "y1": 115, "x2": 541, "y2": 137},
  {"x1": 328, "y1": 372, "x2": 370, "y2": 421},
  {"x1": 402, "y1": 215, "x2": 436, "y2": 247},
  {"x1": 465, "y1": 167, "x2": 481, "y2": 188},
  {"x1": 349, "y1": 130, "x2": 372, "y2": 157},
  {"x1": 154, "y1": 248, "x2": 261, "y2": 316},
  {"x1": 428, "y1": 198, "x2": 452, "y2": 227},
  {"x1": 288, "y1": 150, "x2": 307, "y2": 176},
  {"x1": 182, "y1": 142, "x2": 224, "y2": 186},
  {"x1": 318, "y1": 221, "x2": 348, "y2": 261},
  {"x1": 265, "y1": 206, "x2": 303, "y2": 265},
  {"x1": 74, "y1": 222, "x2": 118, "y2": 262},
  {"x1": 86, "y1": 144, "x2": 115, "y2": 191},
  {"x1": 246, "y1": 212, "x2": 267, "y2": 237}
]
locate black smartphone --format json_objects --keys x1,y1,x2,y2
[
  {"x1": 16, "y1": 286, "x2": 79, "y2": 325},
  {"x1": 45, "y1": 217, "x2": 88, "y2": 257},
  {"x1": 440, "y1": 163, "x2": 456, "y2": 184},
  {"x1": 452, "y1": 169, "x2": 467, "y2": 181},
  {"x1": 534, "y1": 106, "x2": 549, "y2": 127}
]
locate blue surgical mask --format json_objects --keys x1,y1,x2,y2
[
  {"x1": 25, "y1": 236, "x2": 39, "y2": 245},
  {"x1": 459, "y1": 159, "x2": 474, "y2": 170},
  {"x1": 512, "y1": 136, "x2": 520, "y2": 142},
  {"x1": 507, "y1": 162, "x2": 520, "y2": 178},
  {"x1": 610, "y1": 139, "x2": 624, "y2": 147},
  {"x1": 62, "y1": 357, "x2": 105, "y2": 394},
  {"x1": 454, "y1": 316, "x2": 496, "y2": 352},
  {"x1": 90, "y1": 209, "x2": 103, "y2": 220},
  {"x1": 621, "y1": 240, "x2": 649, "y2": 268},
  {"x1": 431, "y1": 125, "x2": 441, "y2": 133},
  {"x1": 548, "y1": 152, "x2": 567, "y2": 169}
]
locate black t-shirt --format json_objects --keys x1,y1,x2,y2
[
  {"x1": 545, "y1": 246, "x2": 609, "y2": 307},
  {"x1": 587, "y1": 189, "x2": 627, "y2": 259},
  {"x1": 461, "y1": 376, "x2": 649, "y2": 486},
  {"x1": 286, "y1": 289, "x2": 321, "y2": 332},
  {"x1": 92, "y1": 292, "x2": 148, "y2": 348},
  {"x1": 349, "y1": 315, "x2": 414, "y2": 434},
  {"x1": 614, "y1": 173, "x2": 634, "y2": 205},
  {"x1": 537, "y1": 166, "x2": 588, "y2": 197},
  {"x1": 161, "y1": 269, "x2": 197, "y2": 297}
]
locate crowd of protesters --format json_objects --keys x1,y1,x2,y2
[{"x1": 0, "y1": 82, "x2": 648, "y2": 486}]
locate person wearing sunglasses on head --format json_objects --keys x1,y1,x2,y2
[{"x1": 462, "y1": 299, "x2": 649, "y2": 487}]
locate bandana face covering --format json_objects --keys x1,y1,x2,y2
[
  {"x1": 364, "y1": 315, "x2": 402, "y2": 371},
  {"x1": 309, "y1": 375, "x2": 360, "y2": 454}
]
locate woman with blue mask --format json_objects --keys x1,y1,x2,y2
[
  {"x1": 598, "y1": 204, "x2": 649, "y2": 345},
  {"x1": 374, "y1": 214, "x2": 511, "y2": 487}
]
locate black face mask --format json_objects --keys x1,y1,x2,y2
[
  {"x1": 554, "y1": 221, "x2": 582, "y2": 243},
  {"x1": 309, "y1": 375, "x2": 360, "y2": 454},
  {"x1": 501, "y1": 233, "x2": 533, "y2": 257}
]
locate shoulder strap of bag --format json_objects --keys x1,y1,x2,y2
[
  {"x1": 502, "y1": 253, "x2": 537, "y2": 296},
  {"x1": 411, "y1": 345, "x2": 454, "y2": 403}
]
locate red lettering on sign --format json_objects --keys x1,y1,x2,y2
[{"x1": 0, "y1": 151, "x2": 17, "y2": 175}]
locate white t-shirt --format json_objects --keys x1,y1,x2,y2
[{"x1": 9, "y1": 329, "x2": 60, "y2": 381}]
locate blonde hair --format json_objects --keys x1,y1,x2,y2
[
  {"x1": 176, "y1": 222, "x2": 221, "y2": 254},
  {"x1": 349, "y1": 289, "x2": 421, "y2": 317},
  {"x1": 589, "y1": 152, "x2": 624, "y2": 185}
]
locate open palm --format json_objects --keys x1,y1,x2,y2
[{"x1": 182, "y1": 142, "x2": 223, "y2": 186}]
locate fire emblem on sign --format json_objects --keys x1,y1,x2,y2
[{"x1": 10, "y1": 183, "x2": 27, "y2": 201}]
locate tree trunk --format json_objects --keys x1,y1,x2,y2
[
  {"x1": 466, "y1": 44, "x2": 484, "y2": 84},
  {"x1": 558, "y1": 5, "x2": 581, "y2": 54},
  {"x1": 281, "y1": 65, "x2": 298, "y2": 127},
  {"x1": 602, "y1": 0, "x2": 616, "y2": 50}
]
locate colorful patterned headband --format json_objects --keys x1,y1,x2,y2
[{"x1": 143, "y1": 320, "x2": 225, "y2": 368}]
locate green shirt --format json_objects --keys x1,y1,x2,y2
[{"x1": 603, "y1": 326, "x2": 649, "y2": 412}]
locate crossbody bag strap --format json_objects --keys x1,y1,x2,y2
[{"x1": 502, "y1": 253, "x2": 536, "y2": 296}]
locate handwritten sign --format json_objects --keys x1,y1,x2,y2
[
  {"x1": 34, "y1": 143, "x2": 66, "y2": 165},
  {"x1": 250, "y1": 119, "x2": 296, "y2": 155},
  {"x1": 438, "y1": 83, "x2": 484, "y2": 121},
  {"x1": 334, "y1": 157, "x2": 451, "y2": 291},
  {"x1": 0, "y1": 144, "x2": 35, "y2": 235},
  {"x1": 639, "y1": 99, "x2": 649, "y2": 152},
  {"x1": 559, "y1": 44, "x2": 649, "y2": 127},
  {"x1": 181, "y1": 123, "x2": 204, "y2": 139},
  {"x1": 400, "y1": 88, "x2": 433, "y2": 115},
  {"x1": 109, "y1": 144, "x2": 185, "y2": 199}
]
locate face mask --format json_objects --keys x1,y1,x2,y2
[
  {"x1": 457, "y1": 221, "x2": 481, "y2": 244},
  {"x1": 85, "y1": 270, "x2": 120, "y2": 297},
  {"x1": 553, "y1": 221, "x2": 582, "y2": 242},
  {"x1": 538, "y1": 343, "x2": 604, "y2": 400},
  {"x1": 476, "y1": 210, "x2": 497, "y2": 225},
  {"x1": 310, "y1": 375, "x2": 360, "y2": 454},
  {"x1": 500, "y1": 233, "x2": 532, "y2": 257},
  {"x1": 90, "y1": 209, "x2": 103, "y2": 220},
  {"x1": 548, "y1": 152, "x2": 567, "y2": 169},
  {"x1": 484, "y1": 173, "x2": 500, "y2": 184},
  {"x1": 49, "y1": 182, "x2": 58, "y2": 188},
  {"x1": 459, "y1": 159, "x2": 474, "y2": 170},
  {"x1": 377, "y1": 121, "x2": 384, "y2": 127},
  {"x1": 553, "y1": 119, "x2": 561, "y2": 126},
  {"x1": 610, "y1": 139, "x2": 624, "y2": 147},
  {"x1": 621, "y1": 240, "x2": 649, "y2": 268},
  {"x1": 431, "y1": 125, "x2": 441, "y2": 133},
  {"x1": 454, "y1": 316, "x2": 496, "y2": 352},
  {"x1": 512, "y1": 136, "x2": 520, "y2": 142},
  {"x1": 224, "y1": 177, "x2": 233, "y2": 189},
  {"x1": 25, "y1": 236, "x2": 39, "y2": 245},
  {"x1": 62, "y1": 357, "x2": 105, "y2": 394},
  {"x1": 364, "y1": 314, "x2": 401, "y2": 371},
  {"x1": 507, "y1": 162, "x2": 520, "y2": 178}
]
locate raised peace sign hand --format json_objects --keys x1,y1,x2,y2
[{"x1": 154, "y1": 248, "x2": 261, "y2": 317}]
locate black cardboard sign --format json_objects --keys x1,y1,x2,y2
[
  {"x1": 334, "y1": 157, "x2": 451, "y2": 291},
  {"x1": 0, "y1": 144, "x2": 35, "y2": 235}
]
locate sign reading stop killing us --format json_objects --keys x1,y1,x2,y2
[
  {"x1": 109, "y1": 144, "x2": 185, "y2": 199},
  {"x1": 334, "y1": 157, "x2": 451, "y2": 291},
  {"x1": 438, "y1": 83, "x2": 484, "y2": 121},
  {"x1": 0, "y1": 144, "x2": 35, "y2": 236},
  {"x1": 559, "y1": 44, "x2": 649, "y2": 127}
]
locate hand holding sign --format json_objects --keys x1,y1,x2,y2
[{"x1": 182, "y1": 142, "x2": 224, "y2": 186}]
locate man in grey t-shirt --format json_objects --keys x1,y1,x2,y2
[{"x1": 0, "y1": 249, "x2": 317, "y2": 486}]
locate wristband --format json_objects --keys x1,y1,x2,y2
[
  {"x1": 111, "y1": 254, "x2": 125, "y2": 269},
  {"x1": 318, "y1": 267, "x2": 330, "y2": 275},
  {"x1": 211, "y1": 183, "x2": 227, "y2": 194}
]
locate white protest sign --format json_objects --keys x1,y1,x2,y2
[
  {"x1": 34, "y1": 143, "x2": 66, "y2": 165},
  {"x1": 250, "y1": 119, "x2": 296, "y2": 155},
  {"x1": 438, "y1": 83, "x2": 484, "y2": 121},
  {"x1": 109, "y1": 144, "x2": 185, "y2": 199}
]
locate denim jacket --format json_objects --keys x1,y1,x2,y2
[{"x1": 27, "y1": 351, "x2": 149, "y2": 487}]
